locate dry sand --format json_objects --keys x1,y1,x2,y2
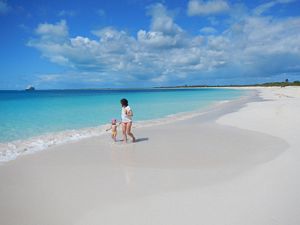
[{"x1": 0, "y1": 87, "x2": 299, "y2": 225}]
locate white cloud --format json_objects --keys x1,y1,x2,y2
[
  {"x1": 137, "y1": 30, "x2": 178, "y2": 48},
  {"x1": 228, "y1": 16, "x2": 300, "y2": 55},
  {"x1": 0, "y1": 0, "x2": 10, "y2": 15},
  {"x1": 137, "y1": 3, "x2": 187, "y2": 49},
  {"x1": 187, "y1": 0, "x2": 230, "y2": 16},
  {"x1": 200, "y1": 26, "x2": 217, "y2": 34},
  {"x1": 253, "y1": 0, "x2": 295, "y2": 15},
  {"x1": 148, "y1": 3, "x2": 182, "y2": 35},
  {"x1": 35, "y1": 20, "x2": 68, "y2": 41},
  {"x1": 28, "y1": 4, "x2": 300, "y2": 86},
  {"x1": 28, "y1": 20, "x2": 70, "y2": 66}
]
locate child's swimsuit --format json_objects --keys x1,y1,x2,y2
[{"x1": 112, "y1": 130, "x2": 117, "y2": 136}]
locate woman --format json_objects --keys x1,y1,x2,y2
[{"x1": 120, "y1": 98, "x2": 136, "y2": 143}]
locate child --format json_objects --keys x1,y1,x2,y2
[
  {"x1": 106, "y1": 119, "x2": 119, "y2": 142},
  {"x1": 120, "y1": 98, "x2": 136, "y2": 143}
]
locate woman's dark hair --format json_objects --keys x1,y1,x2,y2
[{"x1": 120, "y1": 98, "x2": 128, "y2": 107}]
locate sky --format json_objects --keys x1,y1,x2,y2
[{"x1": 0, "y1": 0, "x2": 300, "y2": 89}]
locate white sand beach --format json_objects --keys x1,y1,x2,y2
[{"x1": 0, "y1": 87, "x2": 300, "y2": 225}]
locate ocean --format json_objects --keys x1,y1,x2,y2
[{"x1": 0, "y1": 88, "x2": 245, "y2": 161}]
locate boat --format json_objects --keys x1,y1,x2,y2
[{"x1": 25, "y1": 86, "x2": 35, "y2": 91}]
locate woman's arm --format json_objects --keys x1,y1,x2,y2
[{"x1": 126, "y1": 109, "x2": 133, "y2": 116}]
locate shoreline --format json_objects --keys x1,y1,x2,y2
[
  {"x1": 1, "y1": 83, "x2": 299, "y2": 92},
  {"x1": 1, "y1": 87, "x2": 299, "y2": 225},
  {"x1": 0, "y1": 88, "x2": 250, "y2": 163}
]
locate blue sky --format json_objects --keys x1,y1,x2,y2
[{"x1": 0, "y1": 0, "x2": 300, "y2": 89}]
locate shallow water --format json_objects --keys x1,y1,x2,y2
[{"x1": 0, "y1": 88, "x2": 245, "y2": 162}]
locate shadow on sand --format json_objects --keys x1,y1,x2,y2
[
  {"x1": 135, "y1": 137, "x2": 149, "y2": 143},
  {"x1": 114, "y1": 137, "x2": 149, "y2": 143}
]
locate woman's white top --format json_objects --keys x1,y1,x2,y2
[{"x1": 121, "y1": 106, "x2": 132, "y2": 122}]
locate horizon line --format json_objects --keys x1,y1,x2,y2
[{"x1": 1, "y1": 81, "x2": 300, "y2": 91}]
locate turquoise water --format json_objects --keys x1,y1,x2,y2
[{"x1": 0, "y1": 88, "x2": 244, "y2": 143}]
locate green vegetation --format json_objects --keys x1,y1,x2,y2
[{"x1": 256, "y1": 80, "x2": 300, "y2": 87}]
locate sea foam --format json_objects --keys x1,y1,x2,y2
[{"x1": 0, "y1": 125, "x2": 107, "y2": 163}]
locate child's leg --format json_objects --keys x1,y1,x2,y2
[
  {"x1": 122, "y1": 123, "x2": 127, "y2": 143},
  {"x1": 126, "y1": 122, "x2": 136, "y2": 142},
  {"x1": 111, "y1": 133, "x2": 117, "y2": 142}
]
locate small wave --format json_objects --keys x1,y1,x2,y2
[{"x1": 0, "y1": 125, "x2": 107, "y2": 163}]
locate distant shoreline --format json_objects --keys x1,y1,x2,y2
[
  {"x1": 0, "y1": 81, "x2": 299, "y2": 91},
  {"x1": 155, "y1": 81, "x2": 300, "y2": 88}
]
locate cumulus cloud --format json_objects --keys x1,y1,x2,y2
[
  {"x1": 137, "y1": 3, "x2": 187, "y2": 49},
  {"x1": 35, "y1": 20, "x2": 68, "y2": 40},
  {"x1": 28, "y1": 20, "x2": 70, "y2": 65},
  {"x1": 187, "y1": 0, "x2": 230, "y2": 16},
  {"x1": 28, "y1": 3, "x2": 300, "y2": 86},
  {"x1": 147, "y1": 3, "x2": 182, "y2": 35},
  {"x1": 0, "y1": 0, "x2": 10, "y2": 15}
]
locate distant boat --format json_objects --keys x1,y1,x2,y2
[{"x1": 25, "y1": 86, "x2": 35, "y2": 91}]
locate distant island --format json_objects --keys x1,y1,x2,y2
[{"x1": 155, "y1": 80, "x2": 300, "y2": 89}]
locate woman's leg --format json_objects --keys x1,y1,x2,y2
[
  {"x1": 122, "y1": 123, "x2": 127, "y2": 143},
  {"x1": 126, "y1": 122, "x2": 136, "y2": 142}
]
